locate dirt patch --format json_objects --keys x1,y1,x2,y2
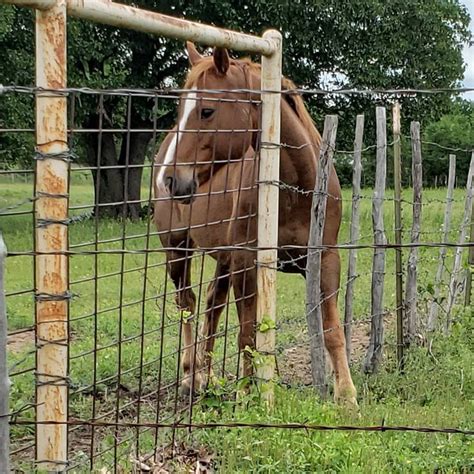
[
  {"x1": 7, "y1": 330, "x2": 34, "y2": 353},
  {"x1": 278, "y1": 320, "x2": 372, "y2": 386},
  {"x1": 99, "y1": 443, "x2": 214, "y2": 473}
]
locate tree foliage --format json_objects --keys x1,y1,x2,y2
[
  {"x1": 422, "y1": 100, "x2": 473, "y2": 186},
  {"x1": 0, "y1": 0, "x2": 471, "y2": 199}
]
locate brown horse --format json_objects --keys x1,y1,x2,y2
[{"x1": 153, "y1": 42, "x2": 356, "y2": 405}]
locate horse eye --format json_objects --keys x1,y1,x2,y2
[{"x1": 201, "y1": 108, "x2": 215, "y2": 119}]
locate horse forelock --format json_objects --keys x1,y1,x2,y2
[
  {"x1": 184, "y1": 56, "x2": 258, "y2": 90},
  {"x1": 183, "y1": 56, "x2": 321, "y2": 151}
]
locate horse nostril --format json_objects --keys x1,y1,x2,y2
[{"x1": 165, "y1": 176, "x2": 174, "y2": 192}]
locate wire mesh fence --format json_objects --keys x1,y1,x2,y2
[
  {"x1": 2, "y1": 83, "x2": 263, "y2": 470},
  {"x1": 2, "y1": 80, "x2": 473, "y2": 471},
  {"x1": 1, "y1": 1, "x2": 473, "y2": 471}
]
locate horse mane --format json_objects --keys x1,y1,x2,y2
[
  {"x1": 184, "y1": 56, "x2": 321, "y2": 150},
  {"x1": 280, "y1": 76, "x2": 321, "y2": 150}
]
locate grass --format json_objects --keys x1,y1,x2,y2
[{"x1": 1, "y1": 170, "x2": 473, "y2": 472}]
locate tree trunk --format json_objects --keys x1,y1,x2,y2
[
  {"x1": 86, "y1": 130, "x2": 124, "y2": 218},
  {"x1": 118, "y1": 131, "x2": 152, "y2": 220},
  {"x1": 84, "y1": 113, "x2": 152, "y2": 220}
]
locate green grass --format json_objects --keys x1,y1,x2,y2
[{"x1": 1, "y1": 172, "x2": 472, "y2": 472}]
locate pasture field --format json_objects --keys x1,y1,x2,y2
[{"x1": 1, "y1": 171, "x2": 472, "y2": 472}]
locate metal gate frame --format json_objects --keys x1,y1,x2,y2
[{"x1": 1, "y1": 0, "x2": 282, "y2": 469}]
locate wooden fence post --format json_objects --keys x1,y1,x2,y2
[
  {"x1": 256, "y1": 30, "x2": 282, "y2": 406},
  {"x1": 392, "y1": 103, "x2": 404, "y2": 369},
  {"x1": 306, "y1": 115, "x2": 338, "y2": 399},
  {"x1": 363, "y1": 107, "x2": 387, "y2": 375},
  {"x1": 446, "y1": 153, "x2": 474, "y2": 331},
  {"x1": 344, "y1": 114, "x2": 364, "y2": 361},
  {"x1": 427, "y1": 155, "x2": 456, "y2": 332},
  {"x1": 464, "y1": 199, "x2": 474, "y2": 307},
  {"x1": 405, "y1": 122, "x2": 422, "y2": 342},
  {"x1": 35, "y1": 2, "x2": 69, "y2": 470},
  {"x1": 0, "y1": 233, "x2": 9, "y2": 474}
]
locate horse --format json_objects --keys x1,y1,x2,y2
[{"x1": 153, "y1": 42, "x2": 357, "y2": 406}]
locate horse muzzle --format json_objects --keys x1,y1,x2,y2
[{"x1": 165, "y1": 176, "x2": 198, "y2": 204}]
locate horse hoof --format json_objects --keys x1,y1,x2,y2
[
  {"x1": 179, "y1": 375, "x2": 207, "y2": 398},
  {"x1": 179, "y1": 382, "x2": 195, "y2": 398},
  {"x1": 337, "y1": 396, "x2": 359, "y2": 411},
  {"x1": 334, "y1": 385, "x2": 358, "y2": 410}
]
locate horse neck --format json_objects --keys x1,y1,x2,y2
[{"x1": 278, "y1": 102, "x2": 318, "y2": 191}]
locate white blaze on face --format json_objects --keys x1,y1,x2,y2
[{"x1": 157, "y1": 86, "x2": 198, "y2": 192}]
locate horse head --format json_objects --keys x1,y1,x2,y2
[{"x1": 155, "y1": 42, "x2": 260, "y2": 203}]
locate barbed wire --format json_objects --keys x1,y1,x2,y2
[
  {"x1": 2, "y1": 84, "x2": 474, "y2": 97},
  {"x1": 8, "y1": 418, "x2": 474, "y2": 435},
  {"x1": 0, "y1": 197, "x2": 36, "y2": 214},
  {"x1": 5, "y1": 241, "x2": 473, "y2": 259},
  {"x1": 403, "y1": 136, "x2": 474, "y2": 154}
]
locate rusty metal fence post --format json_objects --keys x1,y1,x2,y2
[
  {"x1": 0, "y1": 233, "x2": 9, "y2": 474},
  {"x1": 34, "y1": 1, "x2": 69, "y2": 470},
  {"x1": 255, "y1": 30, "x2": 282, "y2": 406}
]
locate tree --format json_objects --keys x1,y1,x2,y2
[
  {"x1": 0, "y1": 0, "x2": 471, "y2": 207},
  {"x1": 0, "y1": 8, "x2": 35, "y2": 171},
  {"x1": 422, "y1": 100, "x2": 474, "y2": 186}
]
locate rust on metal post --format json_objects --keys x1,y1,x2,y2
[
  {"x1": 0, "y1": 0, "x2": 56, "y2": 9},
  {"x1": 67, "y1": 0, "x2": 276, "y2": 54},
  {"x1": 256, "y1": 30, "x2": 282, "y2": 406},
  {"x1": 35, "y1": 0, "x2": 69, "y2": 470},
  {"x1": 67, "y1": 0, "x2": 275, "y2": 54},
  {"x1": 1, "y1": 0, "x2": 276, "y2": 54}
]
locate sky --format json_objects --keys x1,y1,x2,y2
[{"x1": 463, "y1": 0, "x2": 474, "y2": 97}]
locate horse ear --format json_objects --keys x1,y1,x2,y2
[
  {"x1": 187, "y1": 41, "x2": 203, "y2": 65},
  {"x1": 213, "y1": 47, "x2": 230, "y2": 75}
]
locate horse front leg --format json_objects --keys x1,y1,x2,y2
[
  {"x1": 195, "y1": 259, "x2": 231, "y2": 390},
  {"x1": 320, "y1": 249, "x2": 358, "y2": 406},
  {"x1": 230, "y1": 252, "x2": 257, "y2": 382},
  {"x1": 166, "y1": 249, "x2": 199, "y2": 396}
]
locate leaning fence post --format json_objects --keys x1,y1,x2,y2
[
  {"x1": 306, "y1": 115, "x2": 338, "y2": 399},
  {"x1": 446, "y1": 152, "x2": 474, "y2": 331},
  {"x1": 0, "y1": 234, "x2": 9, "y2": 474},
  {"x1": 35, "y1": 2, "x2": 69, "y2": 470},
  {"x1": 427, "y1": 155, "x2": 456, "y2": 332},
  {"x1": 392, "y1": 102, "x2": 404, "y2": 370},
  {"x1": 363, "y1": 107, "x2": 387, "y2": 375},
  {"x1": 405, "y1": 122, "x2": 422, "y2": 343},
  {"x1": 256, "y1": 29, "x2": 282, "y2": 407},
  {"x1": 344, "y1": 114, "x2": 364, "y2": 361}
]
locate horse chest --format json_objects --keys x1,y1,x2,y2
[{"x1": 278, "y1": 191, "x2": 311, "y2": 246}]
